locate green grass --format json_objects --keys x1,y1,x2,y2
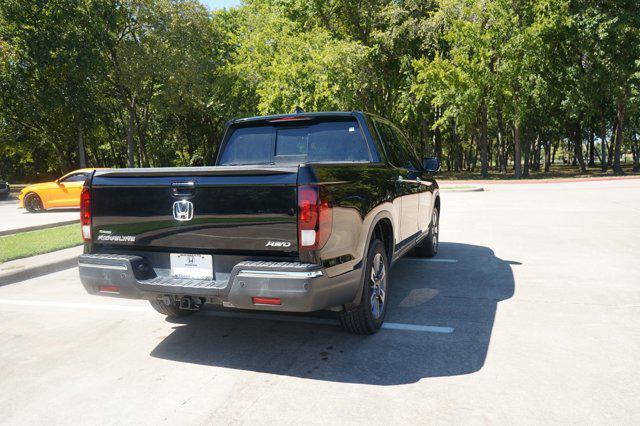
[{"x1": 0, "y1": 224, "x2": 82, "y2": 263}]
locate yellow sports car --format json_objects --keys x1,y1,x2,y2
[{"x1": 19, "y1": 168, "x2": 101, "y2": 212}]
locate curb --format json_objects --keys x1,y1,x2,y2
[
  {"x1": 440, "y1": 187, "x2": 484, "y2": 193},
  {"x1": 438, "y1": 175, "x2": 640, "y2": 185},
  {"x1": 0, "y1": 246, "x2": 82, "y2": 286},
  {"x1": 0, "y1": 220, "x2": 79, "y2": 237}
]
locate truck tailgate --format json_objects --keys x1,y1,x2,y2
[{"x1": 90, "y1": 166, "x2": 298, "y2": 254}]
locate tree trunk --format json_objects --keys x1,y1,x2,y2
[
  {"x1": 133, "y1": 104, "x2": 151, "y2": 168},
  {"x1": 126, "y1": 103, "x2": 135, "y2": 168},
  {"x1": 434, "y1": 126, "x2": 443, "y2": 161},
  {"x1": 496, "y1": 107, "x2": 506, "y2": 173},
  {"x1": 478, "y1": 102, "x2": 489, "y2": 177},
  {"x1": 532, "y1": 136, "x2": 541, "y2": 171},
  {"x1": 544, "y1": 140, "x2": 552, "y2": 172},
  {"x1": 612, "y1": 87, "x2": 629, "y2": 175},
  {"x1": 573, "y1": 121, "x2": 587, "y2": 173},
  {"x1": 608, "y1": 118, "x2": 617, "y2": 167},
  {"x1": 552, "y1": 140, "x2": 559, "y2": 165},
  {"x1": 523, "y1": 135, "x2": 530, "y2": 178},
  {"x1": 632, "y1": 133, "x2": 639, "y2": 172},
  {"x1": 588, "y1": 130, "x2": 595, "y2": 167},
  {"x1": 600, "y1": 115, "x2": 608, "y2": 172},
  {"x1": 513, "y1": 119, "x2": 522, "y2": 179},
  {"x1": 451, "y1": 118, "x2": 461, "y2": 172},
  {"x1": 77, "y1": 121, "x2": 86, "y2": 168}
]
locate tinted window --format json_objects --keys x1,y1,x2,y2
[
  {"x1": 218, "y1": 127, "x2": 273, "y2": 165},
  {"x1": 393, "y1": 127, "x2": 421, "y2": 169},
  {"x1": 373, "y1": 120, "x2": 417, "y2": 169},
  {"x1": 61, "y1": 173, "x2": 88, "y2": 183},
  {"x1": 219, "y1": 120, "x2": 371, "y2": 165},
  {"x1": 275, "y1": 127, "x2": 308, "y2": 163}
]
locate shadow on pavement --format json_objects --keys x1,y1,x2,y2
[{"x1": 150, "y1": 242, "x2": 515, "y2": 385}]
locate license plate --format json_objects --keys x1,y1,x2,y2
[{"x1": 170, "y1": 254, "x2": 213, "y2": 280}]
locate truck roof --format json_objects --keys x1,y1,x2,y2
[{"x1": 228, "y1": 111, "x2": 362, "y2": 126}]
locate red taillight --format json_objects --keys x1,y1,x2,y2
[
  {"x1": 252, "y1": 297, "x2": 281, "y2": 305},
  {"x1": 297, "y1": 185, "x2": 332, "y2": 251},
  {"x1": 268, "y1": 116, "x2": 310, "y2": 122},
  {"x1": 80, "y1": 186, "x2": 91, "y2": 242},
  {"x1": 99, "y1": 285, "x2": 120, "y2": 294}
]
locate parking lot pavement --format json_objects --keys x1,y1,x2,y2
[
  {"x1": 1, "y1": 179, "x2": 639, "y2": 424},
  {"x1": 0, "y1": 197, "x2": 78, "y2": 234}
]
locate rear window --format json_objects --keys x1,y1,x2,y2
[{"x1": 219, "y1": 120, "x2": 371, "y2": 165}]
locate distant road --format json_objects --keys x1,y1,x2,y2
[{"x1": 0, "y1": 197, "x2": 78, "y2": 235}]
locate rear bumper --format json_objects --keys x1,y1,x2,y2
[{"x1": 78, "y1": 253, "x2": 360, "y2": 312}]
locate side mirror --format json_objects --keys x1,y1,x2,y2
[{"x1": 422, "y1": 157, "x2": 440, "y2": 173}]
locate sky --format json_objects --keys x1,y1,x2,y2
[{"x1": 201, "y1": 0, "x2": 242, "y2": 9}]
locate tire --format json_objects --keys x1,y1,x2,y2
[
  {"x1": 149, "y1": 299, "x2": 200, "y2": 317},
  {"x1": 339, "y1": 239, "x2": 389, "y2": 334},
  {"x1": 24, "y1": 192, "x2": 44, "y2": 213},
  {"x1": 414, "y1": 207, "x2": 439, "y2": 258}
]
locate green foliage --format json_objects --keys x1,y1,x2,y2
[{"x1": 0, "y1": 0, "x2": 638, "y2": 180}]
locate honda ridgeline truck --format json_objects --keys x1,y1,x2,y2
[{"x1": 78, "y1": 112, "x2": 441, "y2": 334}]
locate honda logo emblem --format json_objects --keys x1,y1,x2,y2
[{"x1": 172, "y1": 200, "x2": 194, "y2": 221}]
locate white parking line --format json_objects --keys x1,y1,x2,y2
[
  {"x1": 0, "y1": 299, "x2": 148, "y2": 312},
  {"x1": 382, "y1": 323, "x2": 453, "y2": 333},
  {"x1": 0, "y1": 299, "x2": 454, "y2": 334},
  {"x1": 402, "y1": 258, "x2": 459, "y2": 263}
]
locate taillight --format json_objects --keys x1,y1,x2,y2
[
  {"x1": 298, "y1": 185, "x2": 332, "y2": 250},
  {"x1": 80, "y1": 186, "x2": 91, "y2": 242},
  {"x1": 252, "y1": 297, "x2": 281, "y2": 305}
]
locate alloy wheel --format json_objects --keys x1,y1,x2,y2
[{"x1": 369, "y1": 252, "x2": 386, "y2": 319}]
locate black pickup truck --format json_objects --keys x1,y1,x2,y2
[{"x1": 78, "y1": 111, "x2": 440, "y2": 334}]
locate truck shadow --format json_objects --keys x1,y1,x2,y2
[{"x1": 150, "y1": 242, "x2": 516, "y2": 385}]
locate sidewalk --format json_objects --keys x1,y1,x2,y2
[{"x1": 0, "y1": 246, "x2": 82, "y2": 286}]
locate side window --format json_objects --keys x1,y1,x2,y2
[
  {"x1": 61, "y1": 173, "x2": 88, "y2": 183},
  {"x1": 372, "y1": 120, "x2": 397, "y2": 163},
  {"x1": 392, "y1": 127, "x2": 421, "y2": 170},
  {"x1": 374, "y1": 120, "x2": 416, "y2": 170}
]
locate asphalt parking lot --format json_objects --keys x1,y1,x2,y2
[
  {"x1": 0, "y1": 179, "x2": 638, "y2": 424},
  {"x1": 0, "y1": 196, "x2": 79, "y2": 234}
]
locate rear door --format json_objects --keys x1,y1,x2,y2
[
  {"x1": 373, "y1": 120, "x2": 421, "y2": 244},
  {"x1": 393, "y1": 129, "x2": 434, "y2": 234}
]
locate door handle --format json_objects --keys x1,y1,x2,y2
[{"x1": 171, "y1": 181, "x2": 196, "y2": 197}]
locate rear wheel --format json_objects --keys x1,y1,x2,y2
[
  {"x1": 24, "y1": 192, "x2": 44, "y2": 213},
  {"x1": 149, "y1": 299, "x2": 200, "y2": 317},
  {"x1": 339, "y1": 239, "x2": 389, "y2": 334},
  {"x1": 414, "y1": 207, "x2": 439, "y2": 258}
]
